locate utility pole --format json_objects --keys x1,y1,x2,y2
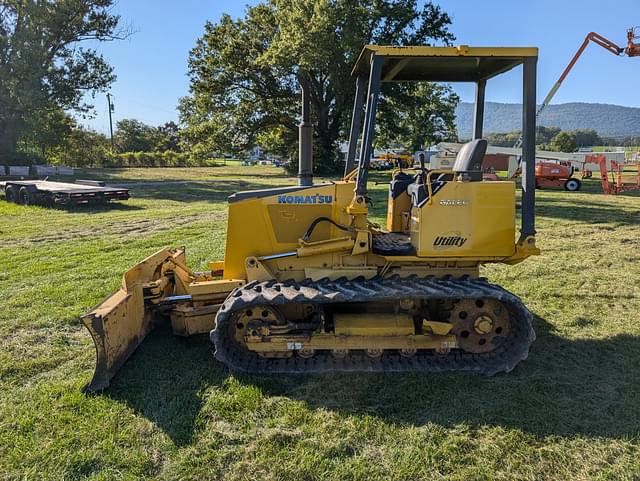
[{"x1": 106, "y1": 93, "x2": 115, "y2": 152}]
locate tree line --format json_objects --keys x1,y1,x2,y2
[
  {"x1": 1, "y1": 0, "x2": 460, "y2": 172},
  {"x1": 484, "y1": 127, "x2": 630, "y2": 153},
  {"x1": 44, "y1": 119, "x2": 201, "y2": 168}
]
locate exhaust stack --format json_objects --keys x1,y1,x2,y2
[{"x1": 298, "y1": 76, "x2": 313, "y2": 186}]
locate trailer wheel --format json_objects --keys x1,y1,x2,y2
[
  {"x1": 18, "y1": 187, "x2": 33, "y2": 206},
  {"x1": 5, "y1": 185, "x2": 18, "y2": 203},
  {"x1": 564, "y1": 178, "x2": 581, "y2": 191}
]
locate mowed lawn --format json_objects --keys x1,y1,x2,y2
[{"x1": 1, "y1": 166, "x2": 639, "y2": 481}]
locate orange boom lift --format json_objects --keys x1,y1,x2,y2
[
  {"x1": 591, "y1": 154, "x2": 640, "y2": 194},
  {"x1": 536, "y1": 28, "x2": 640, "y2": 123},
  {"x1": 512, "y1": 27, "x2": 640, "y2": 186}
]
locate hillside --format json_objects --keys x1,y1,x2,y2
[{"x1": 455, "y1": 102, "x2": 640, "y2": 139}]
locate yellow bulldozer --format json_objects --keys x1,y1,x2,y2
[
  {"x1": 376, "y1": 149, "x2": 414, "y2": 169},
  {"x1": 83, "y1": 45, "x2": 541, "y2": 391}
]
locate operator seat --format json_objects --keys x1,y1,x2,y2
[
  {"x1": 452, "y1": 138, "x2": 487, "y2": 181},
  {"x1": 407, "y1": 139, "x2": 487, "y2": 207},
  {"x1": 375, "y1": 140, "x2": 487, "y2": 256},
  {"x1": 389, "y1": 171, "x2": 415, "y2": 200}
]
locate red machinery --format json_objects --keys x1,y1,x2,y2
[
  {"x1": 627, "y1": 27, "x2": 640, "y2": 56},
  {"x1": 535, "y1": 162, "x2": 581, "y2": 191},
  {"x1": 593, "y1": 154, "x2": 640, "y2": 194}
]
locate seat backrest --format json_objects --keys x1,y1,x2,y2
[
  {"x1": 453, "y1": 139, "x2": 487, "y2": 181},
  {"x1": 389, "y1": 171, "x2": 415, "y2": 199},
  {"x1": 407, "y1": 174, "x2": 449, "y2": 208},
  {"x1": 407, "y1": 182, "x2": 427, "y2": 207}
]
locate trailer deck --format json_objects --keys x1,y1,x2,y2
[{"x1": 0, "y1": 179, "x2": 130, "y2": 206}]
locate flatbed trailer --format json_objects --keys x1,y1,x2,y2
[{"x1": 0, "y1": 179, "x2": 129, "y2": 206}]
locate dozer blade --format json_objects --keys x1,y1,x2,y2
[{"x1": 81, "y1": 248, "x2": 185, "y2": 391}]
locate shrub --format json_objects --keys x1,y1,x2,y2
[{"x1": 98, "y1": 151, "x2": 217, "y2": 168}]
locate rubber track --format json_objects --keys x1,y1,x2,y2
[{"x1": 211, "y1": 275, "x2": 536, "y2": 375}]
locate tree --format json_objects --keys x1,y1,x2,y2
[
  {"x1": 114, "y1": 119, "x2": 155, "y2": 153},
  {"x1": 16, "y1": 108, "x2": 74, "y2": 161},
  {"x1": 536, "y1": 126, "x2": 561, "y2": 145},
  {"x1": 180, "y1": 0, "x2": 456, "y2": 174},
  {"x1": 550, "y1": 131, "x2": 577, "y2": 153},
  {"x1": 256, "y1": 125, "x2": 297, "y2": 160},
  {"x1": 114, "y1": 119, "x2": 183, "y2": 153},
  {"x1": 485, "y1": 126, "x2": 562, "y2": 148},
  {"x1": 153, "y1": 121, "x2": 182, "y2": 153},
  {"x1": 46, "y1": 122, "x2": 111, "y2": 166},
  {"x1": 568, "y1": 129, "x2": 601, "y2": 148},
  {"x1": 376, "y1": 83, "x2": 459, "y2": 151},
  {"x1": 0, "y1": 0, "x2": 126, "y2": 159}
]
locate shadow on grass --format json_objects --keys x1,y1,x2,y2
[
  {"x1": 2, "y1": 200, "x2": 144, "y2": 212},
  {"x1": 127, "y1": 180, "x2": 257, "y2": 204},
  {"x1": 76, "y1": 167, "x2": 292, "y2": 183},
  {"x1": 105, "y1": 313, "x2": 640, "y2": 444},
  {"x1": 536, "y1": 196, "x2": 639, "y2": 225},
  {"x1": 105, "y1": 325, "x2": 226, "y2": 446},
  {"x1": 249, "y1": 314, "x2": 640, "y2": 439},
  {"x1": 107, "y1": 177, "x2": 315, "y2": 204},
  {"x1": 62, "y1": 202, "x2": 145, "y2": 213}
]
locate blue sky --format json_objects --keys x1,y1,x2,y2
[{"x1": 84, "y1": 0, "x2": 640, "y2": 132}]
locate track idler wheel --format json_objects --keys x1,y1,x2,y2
[
  {"x1": 450, "y1": 299, "x2": 510, "y2": 353},
  {"x1": 233, "y1": 305, "x2": 292, "y2": 358}
]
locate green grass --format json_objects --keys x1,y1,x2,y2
[
  {"x1": 590, "y1": 146, "x2": 640, "y2": 155},
  {"x1": 1, "y1": 167, "x2": 639, "y2": 480}
]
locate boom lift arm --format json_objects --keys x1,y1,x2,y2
[
  {"x1": 514, "y1": 28, "x2": 638, "y2": 149},
  {"x1": 538, "y1": 32, "x2": 623, "y2": 120}
]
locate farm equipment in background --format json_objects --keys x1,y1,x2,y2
[
  {"x1": 534, "y1": 162, "x2": 581, "y2": 191},
  {"x1": 594, "y1": 154, "x2": 640, "y2": 194},
  {"x1": 534, "y1": 29, "x2": 640, "y2": 123},
  {"x1": 374, "y1": 150, "x2": 414, "y2": 169},
  {"x1": 436, "y1": 142, "x2": 605, "y2": 191},
  {"x1": 536, "y1": 28, "x2": 638, "y2": 137},
  {"x1": 438, "y1": 141, "x2": 640, "y2": 194},
  {"x1": 0, "y1": 179, "x2": 129, "y2": 206},
  {"x1": 82, "y1": 45, "x2": 541, "y2": 391},
  {"x1": 512, "y1": 27, "x2": 640, "y2": 149}
]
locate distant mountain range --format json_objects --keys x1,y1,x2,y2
[{"x1": 455, "y1": 102, "x2": 640, "y2": 139}]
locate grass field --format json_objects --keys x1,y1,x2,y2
[
  {"x1": 591, "y1": 146, "x2": 639, "y2": 153},
  {"x1": 1, "y1": 166, "x2": 639, "y2": 480}
]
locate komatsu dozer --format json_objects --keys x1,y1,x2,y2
[{"x1": 83, "y1": 45, "x2": 541, "y2": 391}]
